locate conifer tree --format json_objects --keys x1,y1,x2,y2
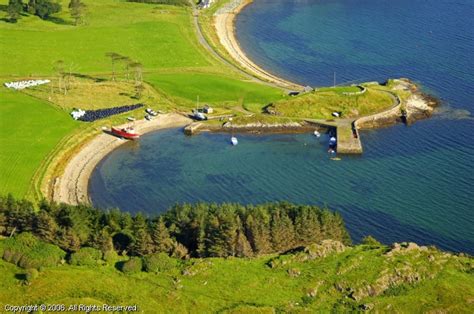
[
  {"x1": 132, "y1": 229, "x2": 154, "y2": 256},
  {"x1": 34, "y1": 211, "x2": 58, "y2": 243},
  {"x1": 171, "y1": 240, "x2": 188, "y2": 259},
  {"x1": 294, "y1": 206, "x2": 321, "y2": 246},
  {"x1": 92, "y1": 228, "x2": 114, "y2": 253},
  {"x1": 152, "y1": 217, "x2": 173, "y2": 253},
  {"x1": 58, "y1": 227, "x2": 81, "y2": 252},
  {"x1": 205, "y1": 216, "x2": 226, "y2": 257},
  {"x1": 234, "y1": 230, "x2": 253, "y2": 257},
  {"x1": 245, "y1": 213, "x2": 271, "y2": 255},
  {"x1": 270, "y1": 209, "x2": 296, "y2": 252}
]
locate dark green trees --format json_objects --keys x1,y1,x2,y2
[
  {"x1": 0, "y1": 195, "x2": 351, "y2": 259},
  {"x1": 7, "y1": 0, "x2": 23, "y2": 22},
  {"x1": 27, "y1": 0, "x2": 61, "y2": 20}
]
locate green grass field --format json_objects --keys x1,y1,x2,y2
[
  {"x1": 0, "y1": 239, "x2": 472, "y2": 312},
  {"x1": 147, "y1": 72, "x2": 284, "y2": 106},
  {"x1": 0, "y1": 89, "x2": 78, "y2": 197},
  {"x1": 0, "y1": 1, "x2": 210, "y2": 76}
]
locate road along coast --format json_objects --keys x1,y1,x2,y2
[{"x1": 53, "y1": 113, "x2": 191, "y2": 205}]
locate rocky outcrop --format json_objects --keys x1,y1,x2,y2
[
  {"x1": 356, "y1": 79, "x2": 439, "y2": 130},
  {"x1": 405, "y1": 94, "x2": 438, "y2": 123},
  {"x1": 304, "y1": 240, "x2": 346, "y2": 259}
]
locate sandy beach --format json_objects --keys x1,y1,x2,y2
[
  {"x1": 214, "y1": 0, "x2": 304, "y2": 91},
  {"x1": 53, "y1": 113, "x2": 192, "y2": 205}
]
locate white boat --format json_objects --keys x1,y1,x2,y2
[
  {"x1": 192, "y1": 110, "x2": 207, "y2": 121},
  {"x1": 313, "y1": 130, "x2": 321, "y2": 138},
  {"x1": 146, "y1": 108, "x2": 158, "y2": 116},
  {"x1": 231, "y1": 136, "x2": 238, "y2": 146}
]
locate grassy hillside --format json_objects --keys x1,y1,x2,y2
[
  {"x1": 0, "y1": 89, "x2": 77, "y2": 197},
  {"x1": 268, "y1": 85, "x2": 396, "y2": 120},
  {"x1": 147, "y1": 72, "x2": 283, "y2": 105},
  {"x1": 0, "y1": 1, "x2": 209, "y2": 76},
  {"x1": 0, "y1": 239, "x2": 472, "y2": 312}
]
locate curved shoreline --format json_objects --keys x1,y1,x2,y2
[
  {"x1": 214, "y1": 0, "x2": 303, "y2": 91},
  {"x1": 53, "y1": 114, "x2": 192, "y2": 205}
]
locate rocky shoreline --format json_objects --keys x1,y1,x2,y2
[{"x1": 356, "y1": 79, "x2": 439, "y2": 129}]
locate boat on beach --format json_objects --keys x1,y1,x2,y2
[{"x1": 111, "y1": 126, "x2": 140, "y2": 140}]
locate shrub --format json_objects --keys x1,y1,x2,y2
[
  {"x1": 2, "y1": 233, "x2": 66, "y2": 269},
  {"x1": 69, "y1": 247, "x2": 102, "y2": 266},
  {"x1": 121, "y1": 257, "x2": 143, "y2": 274},
  {"x1": 24, "y1": 268, "x2": 39, "y2": 283},
  {"x1": 362, "y1": 235, "x2": 382, "y2": 247},
  {"x1": 143, "y1": 252, "x2": 178, "y2": 273},
  {"x1": 103, "y1": 250, "x2": 119, "y2": 265}
]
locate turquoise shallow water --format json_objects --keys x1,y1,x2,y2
[{"x1": 91, "y1": 0, "x2": 474, "y2": 253}]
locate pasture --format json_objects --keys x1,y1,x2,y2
[{"x1": 0, "y1": 89, "x2": 77, "y2": 197}]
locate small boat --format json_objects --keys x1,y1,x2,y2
[
  {"x1": 331, "y1": 157, "x2": 342, "y2": 161},
  {"x1": 231, "y1": 136, "x2": 238, "y2": 146},
  {"x1": 192, "y1": 110, "x2": 207, "y2": 121},
  {"x1": 111, "y1": 126, "x2": 140, "y2": 140},
  {"x1": 146, "y1": 108, "x2": 158, "y2": 116},
  {"x1": 127, "y1": 117, "x2": 136, "y2": 121},
  {"x1": 145, "y1": 114, "x2": 153, "y2": 121},
  {"x1": 313, "y1": 130, "x2": 321, "y2": 138},
  {"x1": 329, "y1": 137, "x2": 337, "y2": 148}
]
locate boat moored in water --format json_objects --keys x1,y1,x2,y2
[
  {"x1": 111, "y1": 126, "x2": 140, "y2": 140},
  {"x1": 314, "y1": 130, "x2": 321, "y2": 138},
  {"x1": 231, "y1": 136, "x2": 238, "y2": 146}
]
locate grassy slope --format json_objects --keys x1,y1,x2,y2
[
  {"x1": 0, "y1": 242, "x2": 472, "y2": 312},
  {"x1": 0, "y1": 90, "x2": 77, "y2": 197},
  {"x1": 0, "y1": 0, "x2": 284, "y2": 199}
]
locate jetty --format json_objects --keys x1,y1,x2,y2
[
  {"x1": 184, "y1": 122, "x2": 203, "y2": 135},
  {"x1": 305, "y1": 118, "x2": 363, "y2": 154},
  {"x1": 336, "y1": 122, "x2": 363, "y2": 154}
]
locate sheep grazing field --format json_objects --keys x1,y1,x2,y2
[{"x1": 0, "y1": 0, "x2": 283, "y2": 199}]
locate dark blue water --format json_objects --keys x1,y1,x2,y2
[{"x1": 90, "y1": 0, "x2": 474, "y2": 253}]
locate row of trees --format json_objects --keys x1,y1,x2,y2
[
  {"x1": 105, "y1": 52, "x2": 145, "y2": 98},
  {"x1": 7, "y1": 0, "x2": 86, "y2": 25},
  {"x1": 0, "y1": 195, "x2": 351, "y2": 258}
]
